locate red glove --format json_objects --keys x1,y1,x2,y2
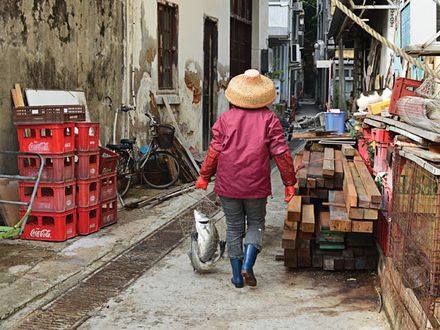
[
  {"x1": 195, "y1": 176, "x2": 209, "y2": 190},
  {"x1": 274, "y1": 151, "x2": 297, "y2": 187},
  {"x1": 284, "y1": 186, "x2": 295, "y2": 202}
]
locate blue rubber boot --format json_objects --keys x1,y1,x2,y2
[
  {"x1": 230, "y1": 258, "x2": 244, "y2": 288},
  {"x1": 241, "y1": 244, "x2": 259, "y2": 287}
]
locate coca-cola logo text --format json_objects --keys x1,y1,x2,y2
[{"x1": 30, "y1": 228, "x2": 52, "y2": 238}]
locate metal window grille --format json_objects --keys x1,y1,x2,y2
[
  {"x1": 390, "y1": 152, "x2": 440, "y2": 327},
  {"x1": 158, "y1": 2, "x2": 178, "y2": 90},
  {"x1": 230, "y1": 0, "x2": 252, "y2": 77}
]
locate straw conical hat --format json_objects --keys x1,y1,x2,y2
[{"x1": 225, "y1": 69, "x2": 276, "y2": 109}]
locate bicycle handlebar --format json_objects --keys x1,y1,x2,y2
[{"x1": 120, "y1": 104, "x2": 136, "y2": 113}]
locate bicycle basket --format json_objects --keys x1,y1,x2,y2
[{"x1": 157, "y1": 124, "x2": 175, "y2": 149}]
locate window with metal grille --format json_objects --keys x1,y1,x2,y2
[
  {"x1": 230, "y1": 0, "x2": 252, "y2": 77},
  {"x1": 158, "y1": 2, "x2": 178, "y2": 90}
]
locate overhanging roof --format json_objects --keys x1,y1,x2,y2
[{"x1": 328, "y1": 0, "x2": 390, "y2": 40}]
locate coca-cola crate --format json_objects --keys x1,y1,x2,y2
[
  {"x1": 100, "y1": 198, "x2": 117, "y2": 228},
  {"x1": 14, "y1": 105, "x2": 85, "y2": 125},
  {"x1": 373, "y1": 143, "x2": 392, "y2": 175},
  {"x1": 18, "y1": 152, "x2": 75, "y2": 183},
  {"x1": 77, "y1": 177, "x2": 100, "y2": 207},
  {"x1": 372, "y1": 129, "x2": 393, "y2": 144},
  {"x1": 100, "y1": 173, "x2": 117, "y2": 202},
  {"x1": 77, "y1": 205, "x2": 100, "y2": 235},
  {"x1": 17, "y1": 123, "x2": 75, "y2": 154},
  {"x1": 374, "y1": 212, "x2": 391, "y2": 256},
  {"x1": 20, "y1": 209, "x2": 77, "y2": 242},
  {"x1": 75, "y1": 150, "x2": 100, "y2": 179},
  {"x1": 75, "y1": 122, "x2": 100, "y2": 151},
  {"x1": 389, "y1": 77, "x2": 422, "y2": 114},
  {"x1": 99, "y1": 147, "x2": 119, "y2": 175},
  {"x1": 19, "y1": 180, "x2": 76, "y2": 212}
]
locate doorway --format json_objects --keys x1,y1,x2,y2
[{"x1": 203, "y1": 17, "x2": 218, "y2": 150}]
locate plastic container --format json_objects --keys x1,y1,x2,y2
[
  {"x1": 13, "y1": 105, "x2": 85, "y2": 125},
  {"x1": 20, "y1": 209, "x2": 77, "y2": 242},
  {"x1": 77, "y1": 205, "x2": 100, "y2": 235},
  {"x1": 99, "y1": 147, "x2": 119, "y2": 175},
  {"x1": 100, "y1": 198, "x2": 118, "y2": 228},
  {"x1": 372, "y1": 129, "x2": 393, "y2": 144},
  {"x1": 17, "y1": 123, "x2": 75, "y2": 154},
  {"x1": 389, "y1": 77, "x2": 422, "y2": 114},
  {"x1": 19, "y1": 180, "x2": 76, "y2": 212},
  {"x1": 18, "y1": 152, "x2": 75, "y2": 183},
  {"x1": 76, "y1": 178, "x2": 100, "y2": 207},
  {"x1": 374, "y1": 212, "x2": 390, "y2": 256},
  {"x1": 75, "y1": 122, "x2": 100, "y2": 151},
  {"x1": 75, "y1": 150, "x2": 100, "y2": 179},
  {"x1": 100, "y1": 173, "x2": 117, "y2": 202},
  {"x1": 368, "y1": 99, "x2": 390, "y2": 115},
  {"x1": 373, "y1": 143, "x2": 391, "y2": 175},
  {"x1": 325, "y1": 112, "x2": 345, "y2": 133}
]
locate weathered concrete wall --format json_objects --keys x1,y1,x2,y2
[
  {"x1": 0, "y1": 0, "x2": 124, "y2": 173},
  {"x1": 125, "y1": 0, "x2": 231, "y2": 152}
]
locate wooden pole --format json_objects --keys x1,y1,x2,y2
[{"x1": 338, "y1": 38, "x2": 347, "y2": 112}]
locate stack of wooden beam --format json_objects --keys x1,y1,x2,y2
[{"x1": 282, "y1": 143, "x2": 380, "y2": 270}]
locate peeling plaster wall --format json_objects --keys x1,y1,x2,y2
[
  {"x1": 0, "y1": 0, "x2": 124, "y2": 173},
  {"x1": 128, "y1": 0, "x2": 230, "y2": 151}
]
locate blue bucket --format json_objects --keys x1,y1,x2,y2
[{"x1": 325, "y1": 112, "x2": 346, "y2": 133}]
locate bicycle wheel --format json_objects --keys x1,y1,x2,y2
[
  {"x1": 142, "y1": 150, "x2": 180, "y2": 189},
  {"x1": 116, "y1": 152, "x2": 133, "y2": 197}
]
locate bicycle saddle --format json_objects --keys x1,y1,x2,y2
[
  {"x1": 120, "y1": 138, "x2": 136, "y2": 145},
  {"x1": 106, "y1": 143, "x2": 131, "y2": 150}
]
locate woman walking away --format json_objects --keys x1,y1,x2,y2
[{"x1": 195, "y1": 69, "x2": 296, "y2": 288}]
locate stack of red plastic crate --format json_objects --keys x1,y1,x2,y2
[{"x1": 14, "y1": 106, "x2": 118, "y2": 242}]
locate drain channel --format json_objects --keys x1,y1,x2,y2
[{"x1": 13, "y1": 194, "x2": 219, "y2": 330}]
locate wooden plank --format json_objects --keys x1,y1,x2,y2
[
  {"x1": 349, "y1": 162, "x2": 370, "y2": 208},
  {"x1": 351, "y1": 220, "x2": 373, "y2": 233},
  {"x1": 10, "y1": 89, "x2": 19, "y2": 108},
  {"x1": 363, "y1": 208, "x2": 379, "y2": 220},
  {"x1": 354, "y1": 159, "x2": 382, "y2": 204},
  {"x1": 14, "y1": 83, "x2": 25, "y2": 107},
  {"x1": 306, "y1": 178, "x2": 316, "y2": 189},
  {"x1": 367, "y1": 114, "x2": 440, "y2": 143},
  {"x1": 402, "y1": 147, "x2": 440, "y2": 163},
  {"x1": 323, "y1": 148, "x2": 335, "y2": 177},
  {"x1": 308, "y1": 152, "x2": 324, "y2": 179},
  {"x1": 297, "y1": 150, "x2": 310, "y2": 187},
  {"x1": 297, "y1": 239, "x2": 311, "y2": 268},
  {"x1": 309, "y1": 188, "x2": 328, "y2": 200},
  {"x1": 341, "y1": 154, "x2": 358, "y2": 209},
  {"x1": 364, "y1": 118, "x2": 386, "y2": 129},
  {"x1": 284, "y1": 249, "x2": 298, "y2": 268},
  {"x1": 399, "y1": 149, "x2": 440, "y2": 176},
  {"x1": 341, "y1": 145, "x2": 355, "y2": 157},
  {"x1": 282, "y1": 229, "x2": 297, "y2": 249},
  {"x1": 348, "y1": 207, "x2": 364, "y2": 220},
  {"x1": 328, "y1": 190, "x2": 351, "y2": 232},
  {"x1": 334, "y1": 150, "x2": 344, "y2": 189},
  {"x1": 301, "y1": 204, "x2": 315, "y2": 233},
  {"x1": 163, "y1": 98, "x2": 200, "y2": 172},
  {"x1": 284, "y1": 214, "x2": 298, "y2": 231},
  {"x1": 319, "y1": 211, "x2": 330, "y2": 230},
  {"x1": 287, "y1": 196, "x2": 302, "y2": 222},
  {"x1": 299, "y1": 231, "x2": 313, "y2": 240},
  {"x1": 388, "y1": 126, "x2": 428, "y2": 145}
]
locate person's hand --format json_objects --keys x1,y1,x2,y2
[
  {"x1": 284, "y1": 186, "x2": 295, "y2": 202},
  {"x1": 195, "y1": 176, "x2": 209, "y2": 190}
]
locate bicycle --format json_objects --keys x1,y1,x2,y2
[{"x1": 106, "y1": 110, "x2": 181, "y2": 197}]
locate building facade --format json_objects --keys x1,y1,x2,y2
[{"x1": 0, "y1": 0, "x2": 269, "y2": 173}]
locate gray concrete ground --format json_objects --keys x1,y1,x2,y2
[
  {"x1": 0, "y1": 187, "x2": 213, "y2": 327},
  {"x1": 80, "y1": 167, "x2": 389, "y2": 330}
]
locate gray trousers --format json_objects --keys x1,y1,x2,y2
[{"x1": 219, "y1": 196, "x2": 267, "y2": 259}]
